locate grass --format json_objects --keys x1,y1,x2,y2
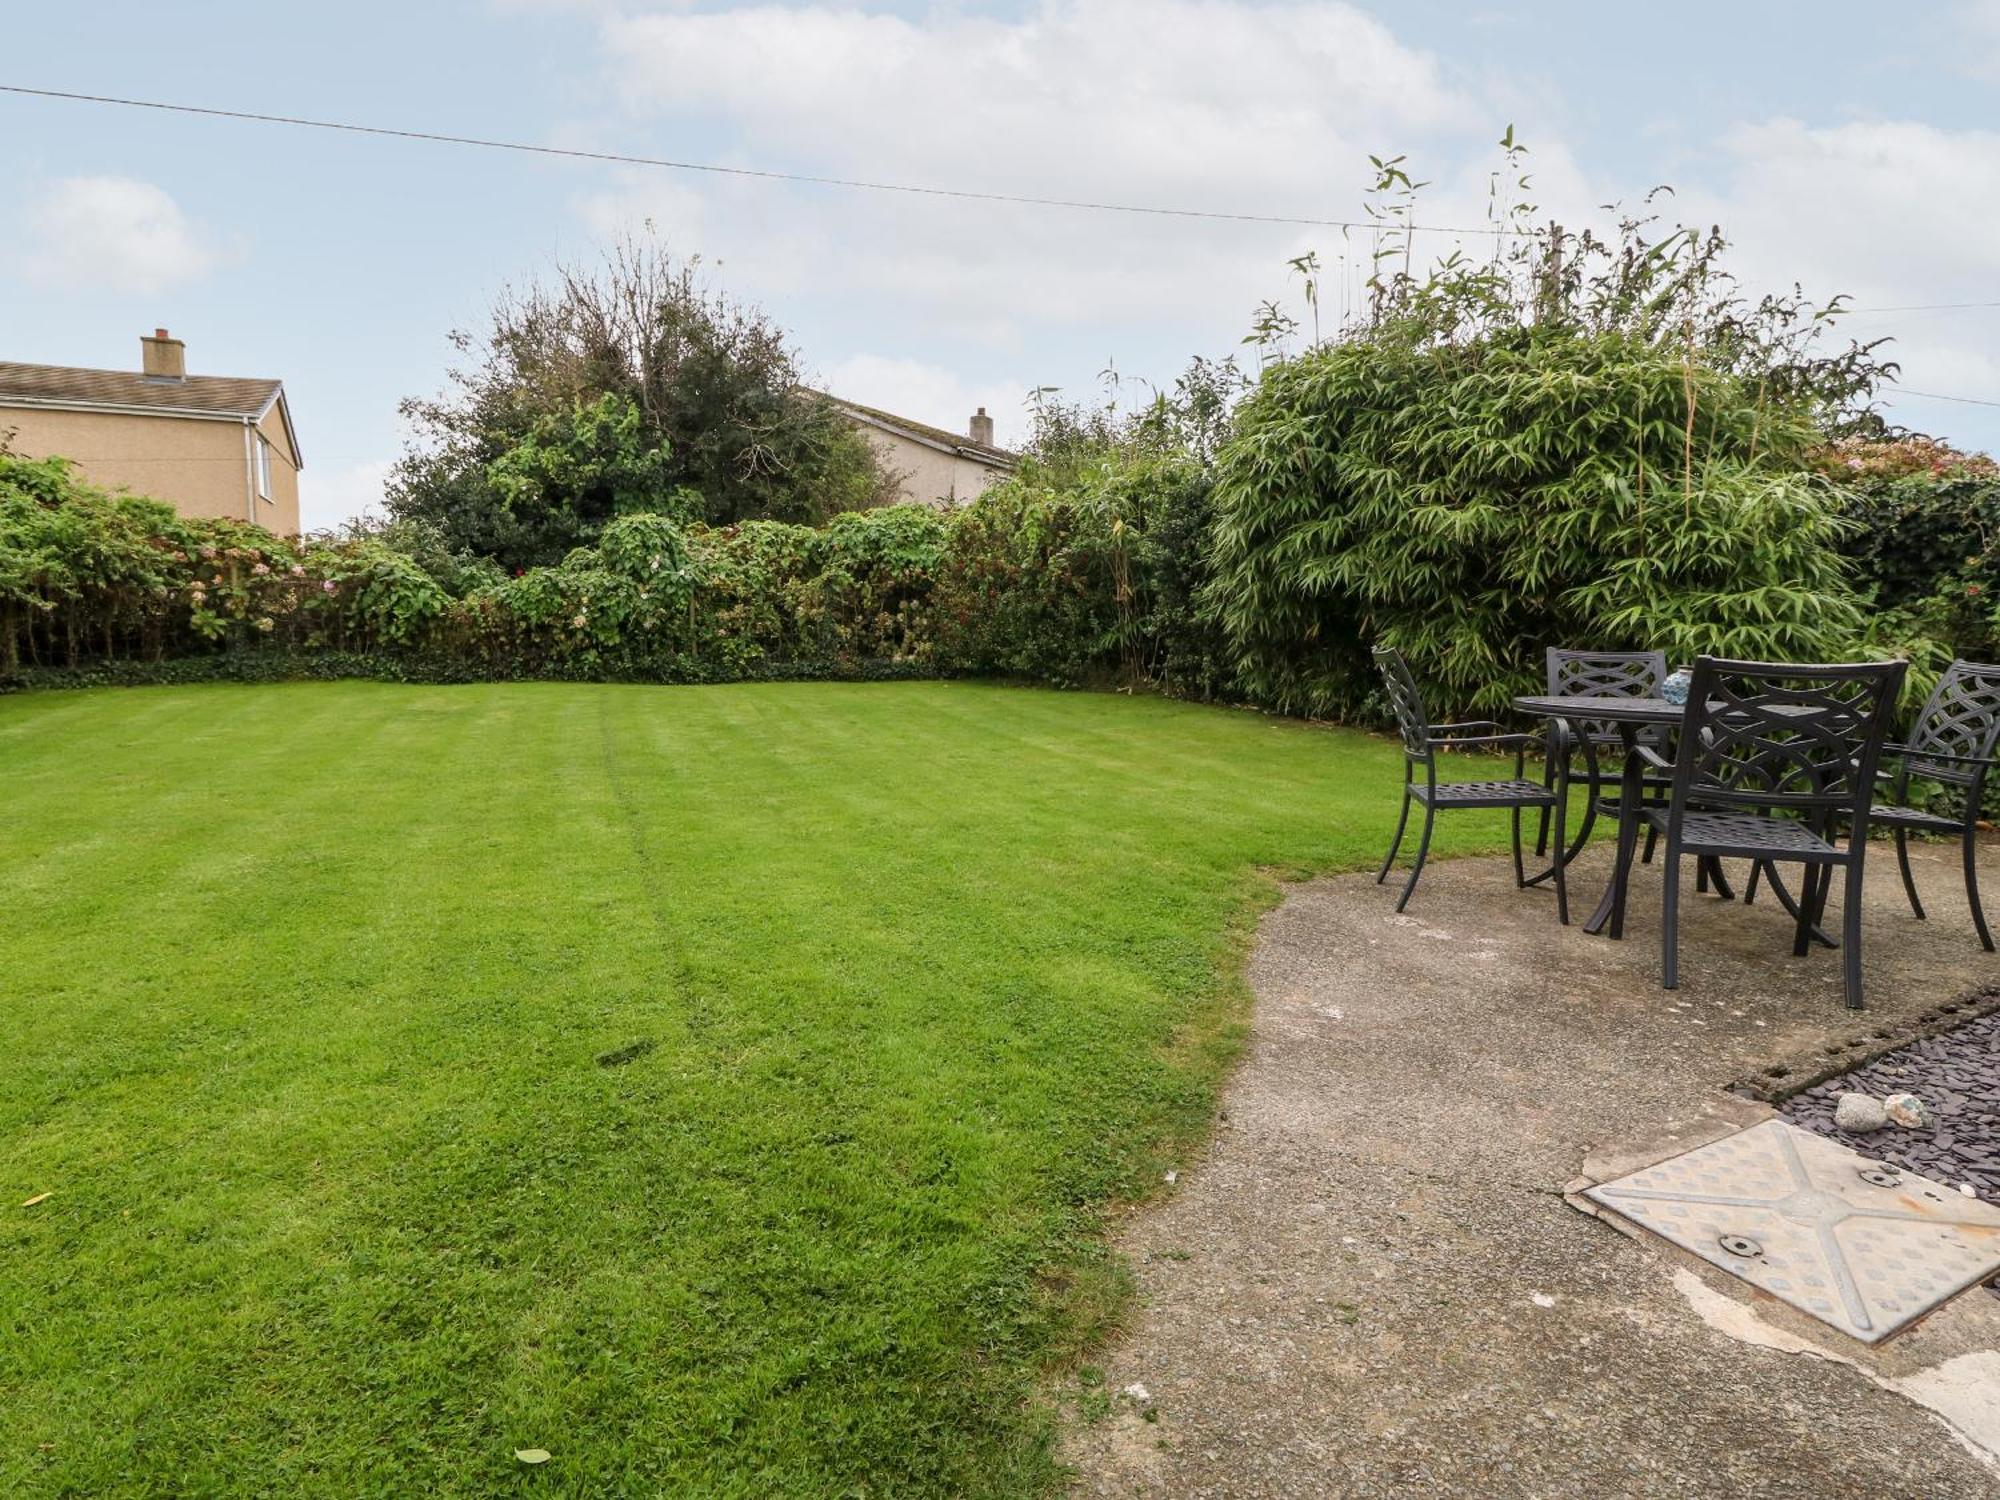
[{"x1": 0, "y1": 680, "x2": 1510, "y2": 1496}]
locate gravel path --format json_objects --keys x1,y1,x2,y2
[{"x1": 1062, "y1": 845, "x2": 2000, "y2": 1498}]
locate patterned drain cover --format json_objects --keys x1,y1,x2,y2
[{"x1": 1585, "y1": 1119, "x2": 2000, "y2": 1343}]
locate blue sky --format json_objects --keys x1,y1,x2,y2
[{"x1": 5, "y1": 1, "x2": 1999, "y2": 529}]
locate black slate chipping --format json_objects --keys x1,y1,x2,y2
[{"x1": 1778, "y1": 1009, "x2": 2000, "y2": 1206}]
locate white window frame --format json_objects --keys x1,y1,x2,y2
[{"x1": 254, "y1": 433, "x2": 272, "y2": 501}]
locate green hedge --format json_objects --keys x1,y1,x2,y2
[
  {"x1": 0, "y1": 451, "x2": 1200, "y2": 695},
  {"x1": 1815, "y1": 438, "x2": 2000, "y2": 667},
  {"x1": 6, "y1": 422, "x2": 1983, "y2": 715}
]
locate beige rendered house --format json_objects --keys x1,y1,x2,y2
[
  {"x1": 832, "y1": 399, "x2": 1016, "y2": 508},
  {"x1": 0, "y1": 330, "x2": 302, "y2": 535}
]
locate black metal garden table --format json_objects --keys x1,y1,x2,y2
[{"x1": 1511, "y1": 692, "x2": 1811, "y2": 940}]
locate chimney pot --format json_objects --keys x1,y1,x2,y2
[
  {"x1": 141, "y1": 328, "x2": 186, "y2": 381},
  {"x1": 968, "y1": 406, "x2": 995, "y2": 447}
]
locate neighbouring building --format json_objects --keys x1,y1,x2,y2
[
  {"x1": 832, "y1": 398, "x2": 1016, "y2": 508},
  {"x1": 0, "y1": 330, "x2": 302, "y2": 535}
]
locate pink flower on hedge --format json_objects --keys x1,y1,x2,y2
[
  {"x1": 252, "y1": 562, "x2": 271, "y2": 576},
  {"x1": 290, "y1": 564, "x2": 306, "y2": 578},
  {"x1": 321, "y1": 580, "x2": 337, "y2": 593}
]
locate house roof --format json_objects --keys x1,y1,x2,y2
[
  {"x1": 0, "y1": 360, "x2": 300, "y2": 466},
  {"x1": 829, "y1": 396, "x2": 1017, "y2": 469}
]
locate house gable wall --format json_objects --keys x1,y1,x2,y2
[
  {"x1": 856, "y1": 427, "x2": 1009, "y2": 509},
  {"x1": 1, "y1": 406, "x2": 267, "y2": 524}
]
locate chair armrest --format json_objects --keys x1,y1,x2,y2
[
  {"x1": 1634, "y1": 745, "x2": 1677, "y2": 773},
  {"x1": 1881, "y1": 744, "x2": 2000, "y2": 769},
  {"x1": 1429, "y1": 732, "x2": 1540, "y2": 751},
  {"x1": 1430, "y1": 720, "x2": 1503, "y2": 735}
]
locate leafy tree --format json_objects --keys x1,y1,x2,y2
[
  {"x1": 482, "y1": 392, "x2": 680, "y2": 565},
  {"x1": 388, "y1": 241, "x2": 895, "y2": 570}
]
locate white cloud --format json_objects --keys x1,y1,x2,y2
[
  {"x1": 577, "y1": 0, "x2": 1520, "y2": 350},
  {"x1": 1962, "y1": 0, "x2": 2000, "y2": 77},
  {"x1": 1688, "y1": 118, "x2": 2000, "y2": 443},
  {"x1": 21, "y1": 176, "x2": 225, "y2": 294},
  {"x1": 547, "y1": 0, "x2": 2000, "y2": 454},
  {"x1": 299, "y1": 459, "x2": 393, "y2": 534}
]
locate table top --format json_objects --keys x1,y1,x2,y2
[{"x1": 1512, "y1": 693, "x2": 1684, "y2": 724}]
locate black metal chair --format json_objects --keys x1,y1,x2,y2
[
  {"x1": 1645, "y1": 656, "x2": 1906, "y2": 1010},
  {"x1": 1534, "y1": 648, "x2": 1670, "y2": 865},
  {"x1": 1374, "y1": 646, "x2": 1568, "y2": 920},
  {"x1": 1870, "y1": 658, "x2": 2000, "y2": 951}
]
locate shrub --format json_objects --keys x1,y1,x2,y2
[
  {"x1": 1815, "y1": 439, "x2": 2000, "y2": 666},
  {"x1": 935, "y1": 450, "x2": 1219, "y2": 690},
  {"x1": 1205, "y1": 328, "x2": 1867, "y2": 718}
]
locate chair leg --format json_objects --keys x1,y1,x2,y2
[
  {"x1": 1377, "y1": 791, "x2": 1412, "y2": 885},
  {"x1": 1661, "y1": 842, "x2": 1682, "y2": 990},
  {"x1": 1842, "y1": 861, "x2": 1866, "y2": 1010},
  {"x1": 1696, "y1": 860, "x2": 1708, "y2": 895},
  {"x1": 1643, "y1": 824, "x2": 1659, "y2": 865},
  {"x1": 1744, "y1": 860, "x2": 1763, "y2": 906},
  {"x1": 1552, "y1": 794, "x2": 1570, "y2": 926},
  {"x1": 1511, "y1": 806, "x2": 1527, "y2": 888},
  {"x1": 1396, "y1": 803, "x2": 1438, "y2": 913},
  {"x1": 1894, "y1": 828, "x2": 1925, "y2": 921},
  {"x1": 1813, "y1": 861, "x2": 1837, "y2": 929},
  {"x1": 1791, "y1": 864, "x2": 1819, "y2": 958},
  {"x1": 1963, "y1": 824, "x2": 1995, "y2": 952}
]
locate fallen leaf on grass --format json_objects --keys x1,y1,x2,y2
[
  {"x1": 21, "y1": 1192, "x2": 51, "y2": 1208},
  {"x1": 514, "y1": 1449, "x2": 551, "y2": 1465}
]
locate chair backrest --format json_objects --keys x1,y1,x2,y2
[
  {"x1": 1373, "y1": 646, "x2": 1431, "y2": 757},
  {"x1": 1672, "y1": 656, "x2": 1907, "y2": 821},
  {"x1": 1545, "y1": 647, "x2": 1668, "y2": 701},
  {"x1": 1903, "y1": 658, "x2": 2000, "y2": 787},
  {"x1": 1546, "y1": 648, "x2": 1669, "y2": 743}
]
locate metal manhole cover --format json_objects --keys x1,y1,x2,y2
[{"x1": 1584, "y1": 1119, "x2": 2000, "y2": 1343}]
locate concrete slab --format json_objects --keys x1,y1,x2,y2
[
  {"x1": 1585, "y1": 1119, "x2": 2000, "y2": 1342},
  {"x1": 1061, "y1": 841, "x2": 2000, "y2": 1498}
]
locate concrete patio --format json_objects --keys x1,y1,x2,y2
[{"x1": 1063, "y1": 839, "x2": 2000, "y2": 1498}]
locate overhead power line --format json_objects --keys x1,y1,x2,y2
[
  {"x1": 9, "y1": 84, "x2": 1997, "y2": 412},
  {"x1": 1842, "y1": 300, "x2": 2000, "y2": 314},
  {"x1": 0, "y1": 83, "x2": 1519, "y2": 238},
  {"x1": 1890, "y1": 388, "x2": 2000, "y2": 410},
  {"x1": 12, "y1": 84, "x2": 1996, "y2": 313}
]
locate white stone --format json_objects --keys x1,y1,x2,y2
[{"x1": 1834, "y1": 1093, "x2": 1888, "y2": 1133}]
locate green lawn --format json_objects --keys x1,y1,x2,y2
[{"x1": 0, "y1": 681, "x2": 1508, "y2": 1496}]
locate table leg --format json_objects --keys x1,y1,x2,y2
[
  {"x1": 1750, "y1": 859, "x2": 1838, "y2": 949},
  {"x1": 1584, "y1": 724, "x2": 1643, "y2": 937},
  {"x1": 1699, "y1": 856, "x2": 1735, "y2": 901},
  {"x1": 1524, "y1": 718, "x2": 1598, "y2": 890}
]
